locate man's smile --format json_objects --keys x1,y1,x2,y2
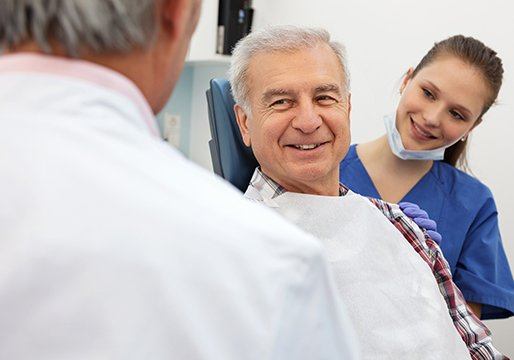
[{"x1": 289, "y1": 142, "x2": 328, "y2": 150}]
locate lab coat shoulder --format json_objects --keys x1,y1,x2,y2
[
  {"x1": 157, "y1": 141, "x2": 327, "y2": 257},
  {"x1": 161, "y1": 148, "x2": 360, "y2": 358}
]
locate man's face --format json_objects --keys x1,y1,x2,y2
[{"x1": 235, "y1": 44, "x2": 351, "y2": 194}]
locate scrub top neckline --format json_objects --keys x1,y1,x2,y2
[{"x1": 349, "y1": 144, "x2": 436, "y2": 203}]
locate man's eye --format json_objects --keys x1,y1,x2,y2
[
  {"x1": 449, "y1": 109, "x2": 464, "y2": 120},
  {"x1": 422, "y1": 88, "x2": 435, "y2": 100},
  {"x1": 270, "y1": 99, "x2": 292, "y2": 109},
  {"x1": 317, "y1": 95, "x2": 337, "y2": 105}
]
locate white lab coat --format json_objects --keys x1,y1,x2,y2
[{"x1": 0, "y1": 54, "x2": 357, "y2": 360}]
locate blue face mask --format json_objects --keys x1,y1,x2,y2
[{"x1": 383, "y1": 114, "x2": 454, "y2": 161}]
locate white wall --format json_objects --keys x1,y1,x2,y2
[
  {"x1": 186, "y1": 0, "x2": 514, "y2": 353},
  {"x1": 251, "y1": 0, "x2": 514, "y2": 353}
]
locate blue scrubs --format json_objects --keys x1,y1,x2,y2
[{"x1": 340, "y1": 144, "x2": 514, "y2": 320}]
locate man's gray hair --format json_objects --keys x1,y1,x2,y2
[
  {"x1": 229, "y1": 25, "x2": 350, "y2": 113},
  {"x1": 0, "y1": 0, "x2": 156, "y2": 56}
]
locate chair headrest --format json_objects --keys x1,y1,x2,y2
[{"x1": 206, "y1": 78, "x2": 258, "y2": 193}]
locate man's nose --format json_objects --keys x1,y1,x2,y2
[{"x1": 291, "y1": 102, "x2": 322, "y2": 133}]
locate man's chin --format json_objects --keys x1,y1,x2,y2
[{"x1": 279, "y1": 168, "x2": 334, "y2": 189}]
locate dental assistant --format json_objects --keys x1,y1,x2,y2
[{"x1": 340, "y1": 35, "x2": 514, "y2": 320}]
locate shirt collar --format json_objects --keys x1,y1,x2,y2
[
  {"x1": 0, "y1": 53, "x2": 160, "y2": 137},
  {"x1": 249, "y1": 167, "x2": 349, "y2": 201}
]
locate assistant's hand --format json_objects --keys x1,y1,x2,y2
[{"x1": 399, "y1": 202, "x2": 442, "y2": 244}]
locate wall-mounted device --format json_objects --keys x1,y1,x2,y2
[{"x1": 217, "y1": 0, "x2": 254, "y2": 55}]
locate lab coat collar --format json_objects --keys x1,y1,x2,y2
[{"x1": 0, "y1": 53, "x2": 159, "y2": 137}]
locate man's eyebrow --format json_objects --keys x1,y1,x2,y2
[
  {"x1": 261, "y1": 88, "x2": 297, "y2": 104},
  {"x1": 314, "y1": 83, "x2": 342, "y2": 95}
]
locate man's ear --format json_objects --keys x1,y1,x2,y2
[
  {"x1": 400, "y1": 67, "x2": 414, "y2": 94},
  {"x1": 234, "y1": 104, "x2": 252, "y2": 147}
]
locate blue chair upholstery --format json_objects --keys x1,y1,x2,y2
[{"x1": 206, "y1": 78, "x2": 258, "y2": 192}]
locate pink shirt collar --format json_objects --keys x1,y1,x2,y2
[{"x1": 0, "y1": 53, "x2": 160, "y2": 137}]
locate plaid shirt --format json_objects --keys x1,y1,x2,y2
[{"x1": 246, "y1": 168, "x2": 507, "y2": 360}]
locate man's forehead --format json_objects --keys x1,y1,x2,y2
[{"x1": 247, "y1": 47, "x2": 346, "y2": 98}]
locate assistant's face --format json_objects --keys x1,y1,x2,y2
[
  {"x1": 396, "y1": 56, "x2": 490, "y2": 151},
  {"x1": 236, "y1": 44, "x2": 351, "y2": 192}
]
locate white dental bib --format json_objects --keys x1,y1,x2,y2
[{"x1": 272, "y1": 191, "x2": 470, "y2": 359}]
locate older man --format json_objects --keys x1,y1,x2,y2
[
  {"x1": 0, "y1": 3, "x2": 358, "y2": 359},
  {"x1": 230, "y1": 26, "x2": 504, "y2": 359}
]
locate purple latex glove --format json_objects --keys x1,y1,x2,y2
[{"x1": 399, "y1": 202, "x2": 442, "y2": 244}]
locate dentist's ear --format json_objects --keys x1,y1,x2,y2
[
  {"x1": 400, "y1": 67, "x2": 414, "y2": 94},
  {"x1": 234, "y1": 104, "x2": 252, "y2": 147},
  {"x1": 160, "y1": 0, "x2": 195, "y2": 41}
]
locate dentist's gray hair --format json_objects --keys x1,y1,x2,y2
[
  {"x1": 0, "y1": 0, "x2": 156, "y2": 56},
  {"x1": 228, "y1": 25, "x2": 350, "y2": 113}
]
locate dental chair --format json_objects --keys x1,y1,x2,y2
[{"x1": 206, "y1": 78, "x2": 258, "y2": 192}]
